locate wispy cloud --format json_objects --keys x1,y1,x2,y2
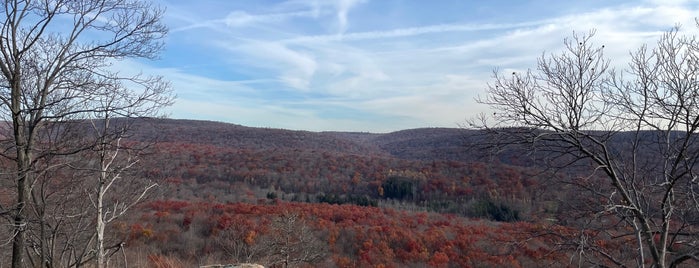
[
  {"x1": 146, "y1": 0, "x2": 699, "y2": 132},
  {"x1": 222, "y1": 40, "x2": 318, "y2": 90},
  {"x1": 169, "y1": 0, "x2": 367, "y2": 34},
  {"x1": 283, "y1": 20, "x2": 556, "y2": 43},
  {"x1": 335, "y1": 0, "x2": 367, "y2": 33},
  {"x1": 223, "y1": 10, "x2": 317, "y2": 28}
]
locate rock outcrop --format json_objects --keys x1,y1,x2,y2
[{"x1": 200, "y1": 264, "x2": 264, "y2": 268}]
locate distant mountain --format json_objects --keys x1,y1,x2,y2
[
  {"x1": 127, "y1": 118, "x2": 389, "y2": 156},
  {"x1": 120, "y1": 118, "x2": 482, "y2": 161},
  {"x1": 366, "y1": 128, "x2": 476, "y2": 162}
]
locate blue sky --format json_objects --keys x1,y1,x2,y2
[{"x1": 133, "y1": 0, "x2": 699, "y2": 132}]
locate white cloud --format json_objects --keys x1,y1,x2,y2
[
  {"x1": 228, "y1": 41, "x2": 318, "y2": 90},
  {"x1": 153, "y1": 0, "x2": 699, "y2": 132},
  {"x1": 223, "y1": 10, "x2": 318, "y2": 28},
  {"x1": 335, "y1": 0, "x2": 367, "y2": 33},
  {"x1": 644, "y1": 0, "x2": 692, "y2": 6},
  {"x1": 282, "y1": 20, "x2": 554, "y2": 44}
]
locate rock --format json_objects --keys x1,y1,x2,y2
[{"x1": 199, "y1": 264, "x2": 264, "y2": 268}]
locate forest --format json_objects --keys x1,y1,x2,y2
[
  {"x1": 1, "y1": 1, "x2": 699, "y2": 267},
  {"x1": 1, "y1": 116, "x2": 696, "y2": 267},
  {"x1": 67, "y1": 118, "x2": 667, "y2": 267}
]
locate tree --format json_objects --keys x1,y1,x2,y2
[
  {"x1": 474, "y1": 27, "x2": 699, "y2": 267},
  {"x1": 0, "y1": 1, "x2": 169, "y2": 267},
  {"x1": 214, "y1": 215, "x2": 265, "y2": 264},
  {"x1": 22, "y1": 151, "x2": 95, "y2": 267},
  {"x1": 264, "y1": 212, "x2": 326, "y2": 268},
  {"x1": 87, "y1": 86, "x2": 171, "y2": 267}
]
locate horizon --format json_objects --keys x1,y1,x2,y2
[{"x1": 128, "y1": 0, "x2": 699, "y2": 132}]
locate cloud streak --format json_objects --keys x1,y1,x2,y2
[
  {"x1": 147, "y1": 0, "x2": 699, "y2": 132},
  {"x1": 283, "y1": 20, "x2": 557, "y2": 43},
  {"x1": 335, "y1": 0, "x2": 366, "y2": 33},
  {"x1": 223, "y1": 10, "x2": 317, "y2": 28}
]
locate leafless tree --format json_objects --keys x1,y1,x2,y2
[
  {"x1": 86, "y1": 82, "x2": 171, "y2": 268},
  {"x1": 263, "y1": 212, "x2": 326, "y2": 268},
  {"x1": 214, "y1": 222, "x2": 266, "y2": 264},
  {"x1": 0, "y1": 1, "x2": 169, "y2": 267},
  {"x1": 25, "y1": 157, "x2": 94, "y2": 268},
  {"x1": 474, "y1": 27, "x2": 699, "y2": 267}
]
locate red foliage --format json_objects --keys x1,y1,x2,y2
[
  {"x1": 124, "y1": 200, "x2": 582, "y2": 267},
  {"x1": 428, "y1": 251, "x2": 449, "y2": 267}
]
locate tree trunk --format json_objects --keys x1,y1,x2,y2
[
  {"x1": 12, "y1": 77, "x2": 30, "y2": 268},
  {"x1": 96, "y1": 162, "x2": 106, "y2": 268},
  {"x1": 12, "y1": 134, "x2": 30, "y2": 268}
]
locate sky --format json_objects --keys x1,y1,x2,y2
[{"x1": 135, "y1": 0, "x2": 699, "y2": 132}]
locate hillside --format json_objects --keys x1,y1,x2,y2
[
  {"x1": 129, "y1": 118, "x2": 487, "y2": 161},
  {"x1": 128, "y1": 119, "x2": 388, "y2": 156},
  {"x1": 100, "y1": 118, "x2": 671, "y2": 267},
  {"x1": 115, "y1": 119, "x2": 557, "y2": 267}
]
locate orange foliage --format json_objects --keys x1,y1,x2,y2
[{"x1": 125, "y1": 200, "x2": 582, "y2": 267}]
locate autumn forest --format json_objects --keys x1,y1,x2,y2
[
  {"x1": 2, "y1": 1, "x2": 699, "y2": 267},
  {"x1": 30, "y1": 118, "x2": 664, "y2": 267}
]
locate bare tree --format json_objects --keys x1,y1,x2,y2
[
  {"x1": 26, "y1": 156, "x2": 94, "y2": 268},
  {"x1": 263, "y1": 212, "x2": 326, "y2": 268},
  {"x1": 474, "y1": 27, "x2": 699, "y2": 267},
  {"x1": 214, "y1": 221, "x2": 266, "y2": 264},
  {"x1": 87, "y1": 81, "x2": 171, "y2": 268},
  {"x1": 0, "y1": 1, "x2": 168, "y2": 267}
]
